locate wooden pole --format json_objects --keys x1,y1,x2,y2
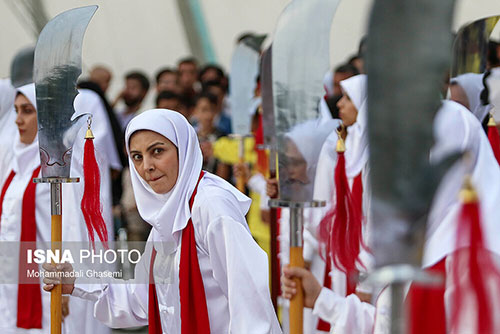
[
  {"x1": 289, "y1": 207, "x2": 304, "y2": 334},
  {"x1": 269, "y1": 169, "x2": 279, "y2": 311},
  {"x1": 236, "y1": 136, "x2": 246, "y2": 193},
  {"x1": 50, "y1": 183, "x2": 62, "y2": 334}
]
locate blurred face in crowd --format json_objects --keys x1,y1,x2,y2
[
  {"x1": 206, "y1": 85, "x2": 225, "y2": 111},
  {"x1": 90, "y1": 66, "x2": 112, "y2": 93},
  {"x1": 129, "y1": 130, "x2": 179, "y2": 194},
  {"x1": 333, "y1": 71, "x2": 353, "y2": 97},
  {"x1": 124, "y1": 78, "x2": 147, "y2": 107},
  {"x1": 195, "y1": 97, "x2": 216, "y2": 130},
  {"x1": 178, "y1": 62, "x2": 198, "y2": 90},
  {"x1": 337, "y1": 91, "x2": 358, "y2": 127},
  {"x1": 14, "y1": 93, "x2": 38, "y2": 144},
  {"x1": 449, "y1": 83, "x2": 470, "y2": 110},
  {"x1": 157, "y1": 97, "x2": 180, "y2": 111},
  {"x1": 284, "y1": 139, "x2": 308, "y2": 184},
  {"x1": 200, "y1": 68, "x2": 220, "y2": 84},
  {"x1": 157, "y1": 72, "x2": 179, "y2": 93}
]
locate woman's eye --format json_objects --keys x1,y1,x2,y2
[
  {"x1": 153, "y1": 147, "x2": 163, "y2": 155},
  {"x1": 132, "y1": 154, "x2": 142, "y2": 161}
]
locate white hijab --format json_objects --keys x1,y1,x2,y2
[
  {"x1": 451, "y1": 73, "x2": 489, "y2": 122},
  {"x1": 340, "y1": 74, "x2": 369, "y2": 178},
  {"x1": 0, "y1": 78, "x2": 16, "y2": 127},
  {"x1": 323, "y1": 70, "x2": 334, "y2": 97},
  {"x1": 424, "y1": 100, "x2": 500, "y2": 267},
  {"x1": 125, "y1": 109, "x2": 250, "y2": 250},
  {"x1": 12, "y1": 83, "x2": 40, "y2": 176}
]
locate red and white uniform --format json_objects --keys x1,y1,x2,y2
[{"x1": 72, "y1": 109, "x2": 281, "y2": 333}]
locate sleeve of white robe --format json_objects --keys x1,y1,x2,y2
[
  {"x1": 71, "y1": 245, "x2": 151, "y2": 328},
  {"x1": 204, "y1": 196, "x2": 281, "y2": 333},
  {"x1": 312, "y1": 287, "x2": 376, "y2": 334}
]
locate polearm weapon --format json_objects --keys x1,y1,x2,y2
[
  {"x1": 229, "y1": 35, "x2": 266, "y2": 192},
  {"x1": 260, "y1": 45, "x2": 279, "y2": 310},
  {"x1": 32, "y1": 6, "x2": 98, "y2": 334},
  {"x1": 365, "y1": 0, "x2": 456, "y2": 332},
  {"x1": 270, "y1": 0, "x2": 340, "y2": 333},
  {"x1": 451, "y1": 16, "x2": 500, "y2": 78}
]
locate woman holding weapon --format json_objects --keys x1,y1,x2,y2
[{"x1": 44, "y1": 109, "x2": 281, "y2": 333}]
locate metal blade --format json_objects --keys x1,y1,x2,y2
[
  {"x1": 230, "y1": 39, "x2": 263, "y2": 136},
  {"x1": 366, "y1": 0, "x2": 456, "y2": 268},
  {"x1": 272, "y1": 0, "x2": 340, "y2": 202},
  {"x1": 260, "y1": 46, "x2": 276, "y2": 173},
  {"x1": 451, "y1": 16, "x2": 500, "y2": 77},
  {"x1": 10, "y1": 46, "x2": 35, "y2": 88},
  {"x1": 34, "y1": 5, "x2": 98, "y2": 178}
]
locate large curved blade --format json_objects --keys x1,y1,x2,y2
[
  {"x1": 34, "y1": 5, "x2": 98, "y2": 178},
  {"x1": 229, "y1": 36, "x2": 264, "y2": 136},
  {"x1": 260, "y1": 46, "x2": 276, "y2": 172},
  {"x1": 366, "y1": 0, "x2": 456, "y2": 268},
  {"x1": 10, "y1": 46, "x2": 35, "y2": 88},
  {"x1": 272, "y1": 0, "x2": 340, "y2": 202},
  {"x1": 451, "y1": 16, "x2": 500, "y2": 77}
]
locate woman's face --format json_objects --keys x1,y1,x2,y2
[
  {"x1": 337, "y1": 91, "x2": 358, "y2": 127},
  {"x1": 14, "y1": 93, "x2": 38, "y2": 144},
  {"x1": 285, "y1": 140, "x2": 309, "y2": 184},
  {"x1": 129, "y1": 130, "x2": 179, "y2": 194}
]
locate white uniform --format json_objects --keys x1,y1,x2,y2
[
  {"x1": 72, "y1": 109, "x2": 281, "y2": 333},
  {"x1": 0, "y1": 78, "x2": 17, "y2": 184},
  {"x1": 0, "y1": 84, "x2": 113, "y2": 334},
  {"x1": 310, "y1": 99, "x2": 500, "y2": 333}
]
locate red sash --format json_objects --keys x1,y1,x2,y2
[
  {"x1": 149, "y1": 171, "x2": 210, "y2": 334},
  {"x1": 407, "y1": 258, "x2": 446, "y2": 334},
  {"x1": 0, "y1": 167, "x2": 43, "y2": 329}
]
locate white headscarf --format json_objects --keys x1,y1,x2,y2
[
  {"x1": 323, "y1": 70, "x2": 334, "y2": 97},
  {"x1": 424, "y1": 100, "x2": 500, "y2": 267},
  {"x1": 125, "y1": 109, "x2": 250, "y2": 250},
  {"x1": 340, "y1": 74, "x2": 369, "y2": 178},
  {"x1": 12, "y1": 83, "x2": 40, "y2": 175},
  {"x1": 0, "y1": 78, "x2": 16, "y2": 125},
  {"x1": 451, "y1": 73, "x2": 489, "y2": 122},
  {"x1": 0, "y1": 79, "x2": 18, "y2": 179}
]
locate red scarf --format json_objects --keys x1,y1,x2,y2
[
  {"x1": 149, "y1": 171, "x2": 210, "y2": 334},
  {"x1": 317, "y1": 170, "x2": 364, "y2": 331},
  {"x1": 0, "y1": 167, "x2": 43, "y2": 329}
]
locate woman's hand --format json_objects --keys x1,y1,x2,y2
[
  {"x1": 266, "y1": 178, "x2": 279, "y2": 198},
  {"x1": 233, "y1": 162, "x2": 250, "y2": 184},
  {"x1": 42, "y1": 262, "x2": 76, "y2": 295},
  {"x1": 281, "y1": 265, "x2": 322, "y2": 309}
]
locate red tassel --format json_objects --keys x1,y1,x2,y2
[
  {"x1": 406, "y1": 259, "x2": 446, "y2": 334},
  {"x1": 451, "y1": 178, "x2": 500, "y2": 333},
  {"x1": 81, "y1": 126, "x2": 109, "y2": 248},
  {"x1": 487, "y1": 115, "x2": 500, "y2": 165},
  {"x1": 254, "y1": 111, "x2": 269, "y2": 176},
  {"x1": 318, "y1": 149, "x2": 364, "y2": 294}
]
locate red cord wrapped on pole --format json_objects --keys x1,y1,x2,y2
[{"x1": 81, "y1": 116, "x2": 109, "y2": 248}]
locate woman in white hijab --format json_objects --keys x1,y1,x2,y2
[
  {"x1": 0, "y1": 78, "x2": 17, "y2": 183},
  {"x1": 48, "y1": 109, "x2": 281, "y2": 333},
  {"x1": 282, "y1": 98, "x2": 500, "y2": 333},
  {"x1": 0, "y1": 83, "x2": 112, "y2": 334},
  {"x1": 450, "y1": 73, "x2": 490, "y2": 122}
]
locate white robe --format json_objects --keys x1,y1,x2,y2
[
  {"x1": 72, "y1": 175, "x2": 282, "y2": 333},
  {"x1": 0, "y1": 152, "x2": 52, "y2": 334},
  {"x1": 0, "y1": 86, "x2": 114, "y2": 334}
]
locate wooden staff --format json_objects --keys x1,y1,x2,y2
[
  {"x1": 50, "y1": 183, "x2": 62, "y2": 334},
  {"x1": 289, "y1": 207, "x2": 304, "y2": 334}
]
